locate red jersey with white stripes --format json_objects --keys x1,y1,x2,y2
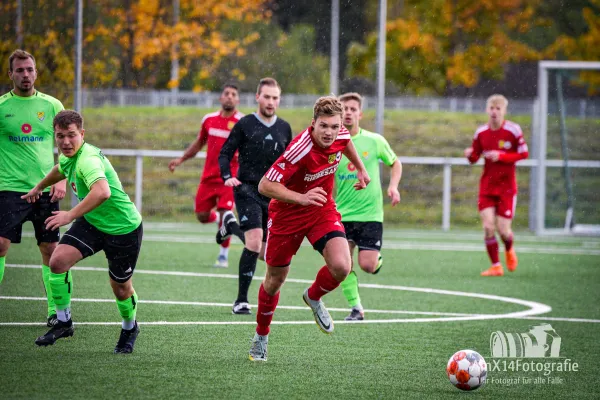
[
  {"x1": 468, "y1": 120, "x2": 529, "y2": 196},
  {"x1": 264, "y1": 126, "x2": 351, "y2": 226},
  {"x1": 198, "y1": 110, "x2": 243, "y2": 184}
]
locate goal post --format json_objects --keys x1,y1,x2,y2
[{"x1": 533, "y1": 60, "x2": 600, "y2": 236}]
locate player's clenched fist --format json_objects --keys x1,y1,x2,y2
[
  {"x1": 300, "y1": 187, "x2": 327, "y2": 207},
  {"x1": 464, "y1": 147, "x2": 474, "y2": 158}
]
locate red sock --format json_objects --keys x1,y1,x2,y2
[
  {"x1": 485, "y1": 237, "x2": 500, "y2": 265},
  {"x1": 256, "y1": 283, "x2": 279, "y2": 336},
  {"x1": 502, "y1": 234, "x2": 513, "y2": 251},
  {"x1": 221, "y1": 237, "x2": 231, "y2": 248},
  {"x1": 307, "y1": 266, "x2": 341, "y2": 301}
]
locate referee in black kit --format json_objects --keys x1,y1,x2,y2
[{"x1": 217, "y1": 77, "x2": 292, "y2": 315}]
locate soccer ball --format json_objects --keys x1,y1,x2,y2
[{"x1": 446, "y1": 349, "x2": 487, "y2": 391}]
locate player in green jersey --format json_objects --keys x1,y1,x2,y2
[
  {"x1": 335, "y1": 93, "x2": 402, "y2": 321},
  {"x1": 22, "y1": 110, "x2": 143, "y2": 353},
  {"x1": 0, "y1": 49, "x2": 66, "y2": 327}
]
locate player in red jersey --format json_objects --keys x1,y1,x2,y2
[
  {"x1": 169, "y1": 84, "x2": 243, "y2": 268},
  {"x1": 247, "y1": 96, "x2": 370, "y2": 361},
  {"x1": 464, "y1": 94, "x2": 529, "y2": 277}
]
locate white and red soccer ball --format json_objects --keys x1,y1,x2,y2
[{"x1": 446, "y1": 349, "x2": 487, "y2": 391}]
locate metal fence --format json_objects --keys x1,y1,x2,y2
[
  {"x1": 82, "y1": 89, "x2": 600, "y2": 118},
  {"x1": 93, "y1": 149, "x2": 600, "y2": 232}
]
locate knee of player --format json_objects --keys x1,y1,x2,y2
[
  {"x1": 112, "y1": 283, "x2": 133, "y2": 301},
  {"x1": 48, "y1": 256, "x2": 70, "y2": 274},
  {"x1": 195, "y1": 213, "x2": 211, "y2": 223},
  {"x1": 38, "y1": 242, "x2": 57, "y2": 259},
  {"x1": 329, "y1": 259, "x2": 351, "y2": 278},
  {"x1": 0, "y1": 237, "x2": 10, "y2": 255},
  {"x1": 245, "y1": 238, "x2": 262, "y2": 254},
  {"x1": 359, "y1": 260, "x2": 379, "y2": 274}
]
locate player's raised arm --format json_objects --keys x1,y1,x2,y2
[
  {"x1": 21, "y1": 165, "x2": 66, "y2": 203},
  {"x1": 342, "y1": 140, "x2": 370, "y2": 190}
]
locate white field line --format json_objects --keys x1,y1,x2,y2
[{"x1": 19, "y1": 232, "x2": 600, "y2": 256}]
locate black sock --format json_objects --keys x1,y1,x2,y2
[
  {"x1": 237, "y1": 248, "x2": 259, "y2": 303},
  {"x1": 230, "y1": 222, "x2": 246, "y2": 244}
]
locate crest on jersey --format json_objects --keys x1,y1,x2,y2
[
  {"x1": 362, "y1": 151, "x2": 369, "y2": 159},
  {"x1": 71, "y1": 182, "x2": 77, "y2": 194},
  {"x1": 228, "y1": 121, "x2": 235, "y2": 130},
  {"x1": 498, "y1": 140, "x2": 512, "y2": 150},
  {"x1": 347, "y1": 162, "x2": 356, "y2": 171},
  {"x1": 336, "y1": 151, "x2": 342, "y2": 162},
  {"x1": 37, "y1": 112, "x2": 45, "y2": 121},
  {"x1": 328, "y1": 153, "x2": 336, "y2": 164}
]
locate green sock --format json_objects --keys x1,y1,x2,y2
[
  {"x1": 116, "y1": 291, "x2": 138, "y2": 330},
  {"x1": 0, "y1": 256, "x2": 5, "y2": 284},
  {"x1": 341, "y1": 271, "x2": 361, "y2": 308},
  {"x1": 50, "y1": 271, "x2": 73, "y2": 321},
  {"x1": 42, "y1": 265, "x2": 57, "y2": 317}
]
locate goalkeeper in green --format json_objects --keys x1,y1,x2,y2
[{"x1": 334, "y1": 93, "x2": 402, "y2": 321}]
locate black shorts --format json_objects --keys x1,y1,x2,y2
[
  {"x1": 60, "y1": 217, "x2": 143, "y2": 283},
  {"x1": 343, "y1": 221, "x2": 383, "y2": 252},
  {"x1": 0, "y1": 191, "x2": 60, "y2": 245},
  {"x1": 233, "y1": 182, "x2": 269, "y2": 242}
]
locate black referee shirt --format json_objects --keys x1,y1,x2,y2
[{"x1": 219, "y1": 113, "x2": 293, "y2": 185}]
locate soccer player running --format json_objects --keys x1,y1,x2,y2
[
  {"x1": 168, "y1": 84, "x2": 243, "y2": 268},
  {"x1": 335, "y1": 92, "x2": 402, "y2": 321},
  {"x1": 248, "y1": 96, "x2": 370, "y2": 362},
  {"x1": 218, "y1": 78, "x2": 292, "y2": 315},
  {"x1": 0, "y1": 49, "x2": 66, "y2": 327},
  {"x1": 464, "y1": 94, "x2": 529, "y2": 277},
  {"x1": 23, "y1": 110, "x2": 143, "y2": 353}
]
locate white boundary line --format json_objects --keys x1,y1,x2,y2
[
  {"x1": 19, "y1": 232, "x2": 600, "y2": 256},
  {"x1": 4, "y1": 264, "x2": 598, "y2": 324}
]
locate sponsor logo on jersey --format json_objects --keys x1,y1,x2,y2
[
  {"x1": 336, "y1": 151, "x2": 342, "y2": 162},
  {"x1": 265, "y1": 134, "x2": 273, "y2": 140},
  {"x1": 277, "y1": 162, "x2": 286, "y2": 170},
  {"x1": 227, "y1": 121, "x2": 235, "y2": 130},
  {"x1": 21, "y1": 123, "x2": 32, "y2": 134},
  {"x1": 9, "y1": 135, "x2": 44, "y2": 142},
  {"x1": 37, "y1": 112, "x2": 45, "y2": 121},
  {"x1": 5, "y1": 114, "x2": 14, "y2": 118},
  {"x1": 304, "y1": 164, "x2": 339, "y2": 182}
]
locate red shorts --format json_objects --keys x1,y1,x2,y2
[
  {"x1": 195, "y1": 182, "x2": 234, "y2": 213},
  {"x1": 478, "y1": 193, "x2": 517, "y2": 219},
  {"x1": 264, "y1": 209, "x2": 345, "y2": 267}
]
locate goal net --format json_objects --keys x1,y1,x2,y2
[{"x1": 531, "y1": 61, "x2": 600, "y2": 235}]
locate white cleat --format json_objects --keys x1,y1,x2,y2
[
  {"x1": 249, "y1": 333, "x2": 268, "y2": 361},
  {"x1": 302, "y1": 288, "x2": 334, "y2": 334},
  {"x1": 213, "y1": 255, "x2": 228, "y2": 268}
]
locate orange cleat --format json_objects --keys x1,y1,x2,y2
[
  {"x1": 481, "y1": 264, "x2": 504, "y2": 277},
  {"x1": 506, "y1": 248, "x2": 518, "y2": 272}
]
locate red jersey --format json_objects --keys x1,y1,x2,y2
[
  {"x1": 468, "y1": 120, "x2": 529, "y2": 196},
  {"x1": 198, "y1": 110, "x2": 243, "y2": 184},
  {"x1": 264, "y1": 126, "x2": 351, "y2": 229}
]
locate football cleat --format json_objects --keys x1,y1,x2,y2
[
  {"x1": 481, "y1": 264, "x2": 504, "y2": 277},
  {"x1": 35, "y1": 319, "x2": 74, "y2": 346},
  {"x1": 232, "y1": 301, "x2": 252, "y2": 315},
  {"x1": 114, "y1": 322, "x2": 140, "y2": 354},
  {"x1": 213, "y1": 255, "x2": 229, "y2": 268},
  {"x1": 303, "y1": 288, "x2": 334, "y2": 334},
  {"x1": 506, "y1": 248, "x2": 518, "y2": 272},
  {"x1": 216, "y1": 211, "x2": 237, "y2": 245},
  {"x1": 344, "y1": 307, "x2": 365, "y2": 321},
  {"x1": 248, "y1": 333, "x2": 268, "y2": 361},
  {"x1": 46, "y1": 314, "x2": 58, "y2": 327}
]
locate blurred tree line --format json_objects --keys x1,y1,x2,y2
[{"x1": 1, "y1": 0, "x2": 598, "y2": 103}]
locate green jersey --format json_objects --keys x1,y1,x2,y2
[
  {"x1": 58, "y1": 142, "x2": 142, "y2": 235},
  {"x1": 335, "y1": 128, "x2": 397, "y2": 223},
  {"x1": 0, "y1": 90, "x2": 64, "y2": 192}
]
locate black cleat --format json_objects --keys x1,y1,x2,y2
[
  {"x1": 47, "y1": 314, "x2": 58, "y2": 327},
  {"x1": 344, "y1": 308, "x2": 365, "y2": 321},
  {"x1": 114, "y1": 322, "x2": 140, "y2": 354},
  {"x1": 216, "y1": 211, "x2": 237, "y2": 245},
  {"x1": 232, "y1": 301, "x2": 252, "y2": 315},
  {"x1": 35, "y1": 319, "x2": 74, "y2": 346}
]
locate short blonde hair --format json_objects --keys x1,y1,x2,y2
[
  {"x1": 313, "y1": 96, "x2": 343, "y2": 121},
  {"x1": 487, "y1": 94, "x2": 508, "y2": 109},
  {"x1": 339, "y1": 92, "x2": 363, "y2": 109}
]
